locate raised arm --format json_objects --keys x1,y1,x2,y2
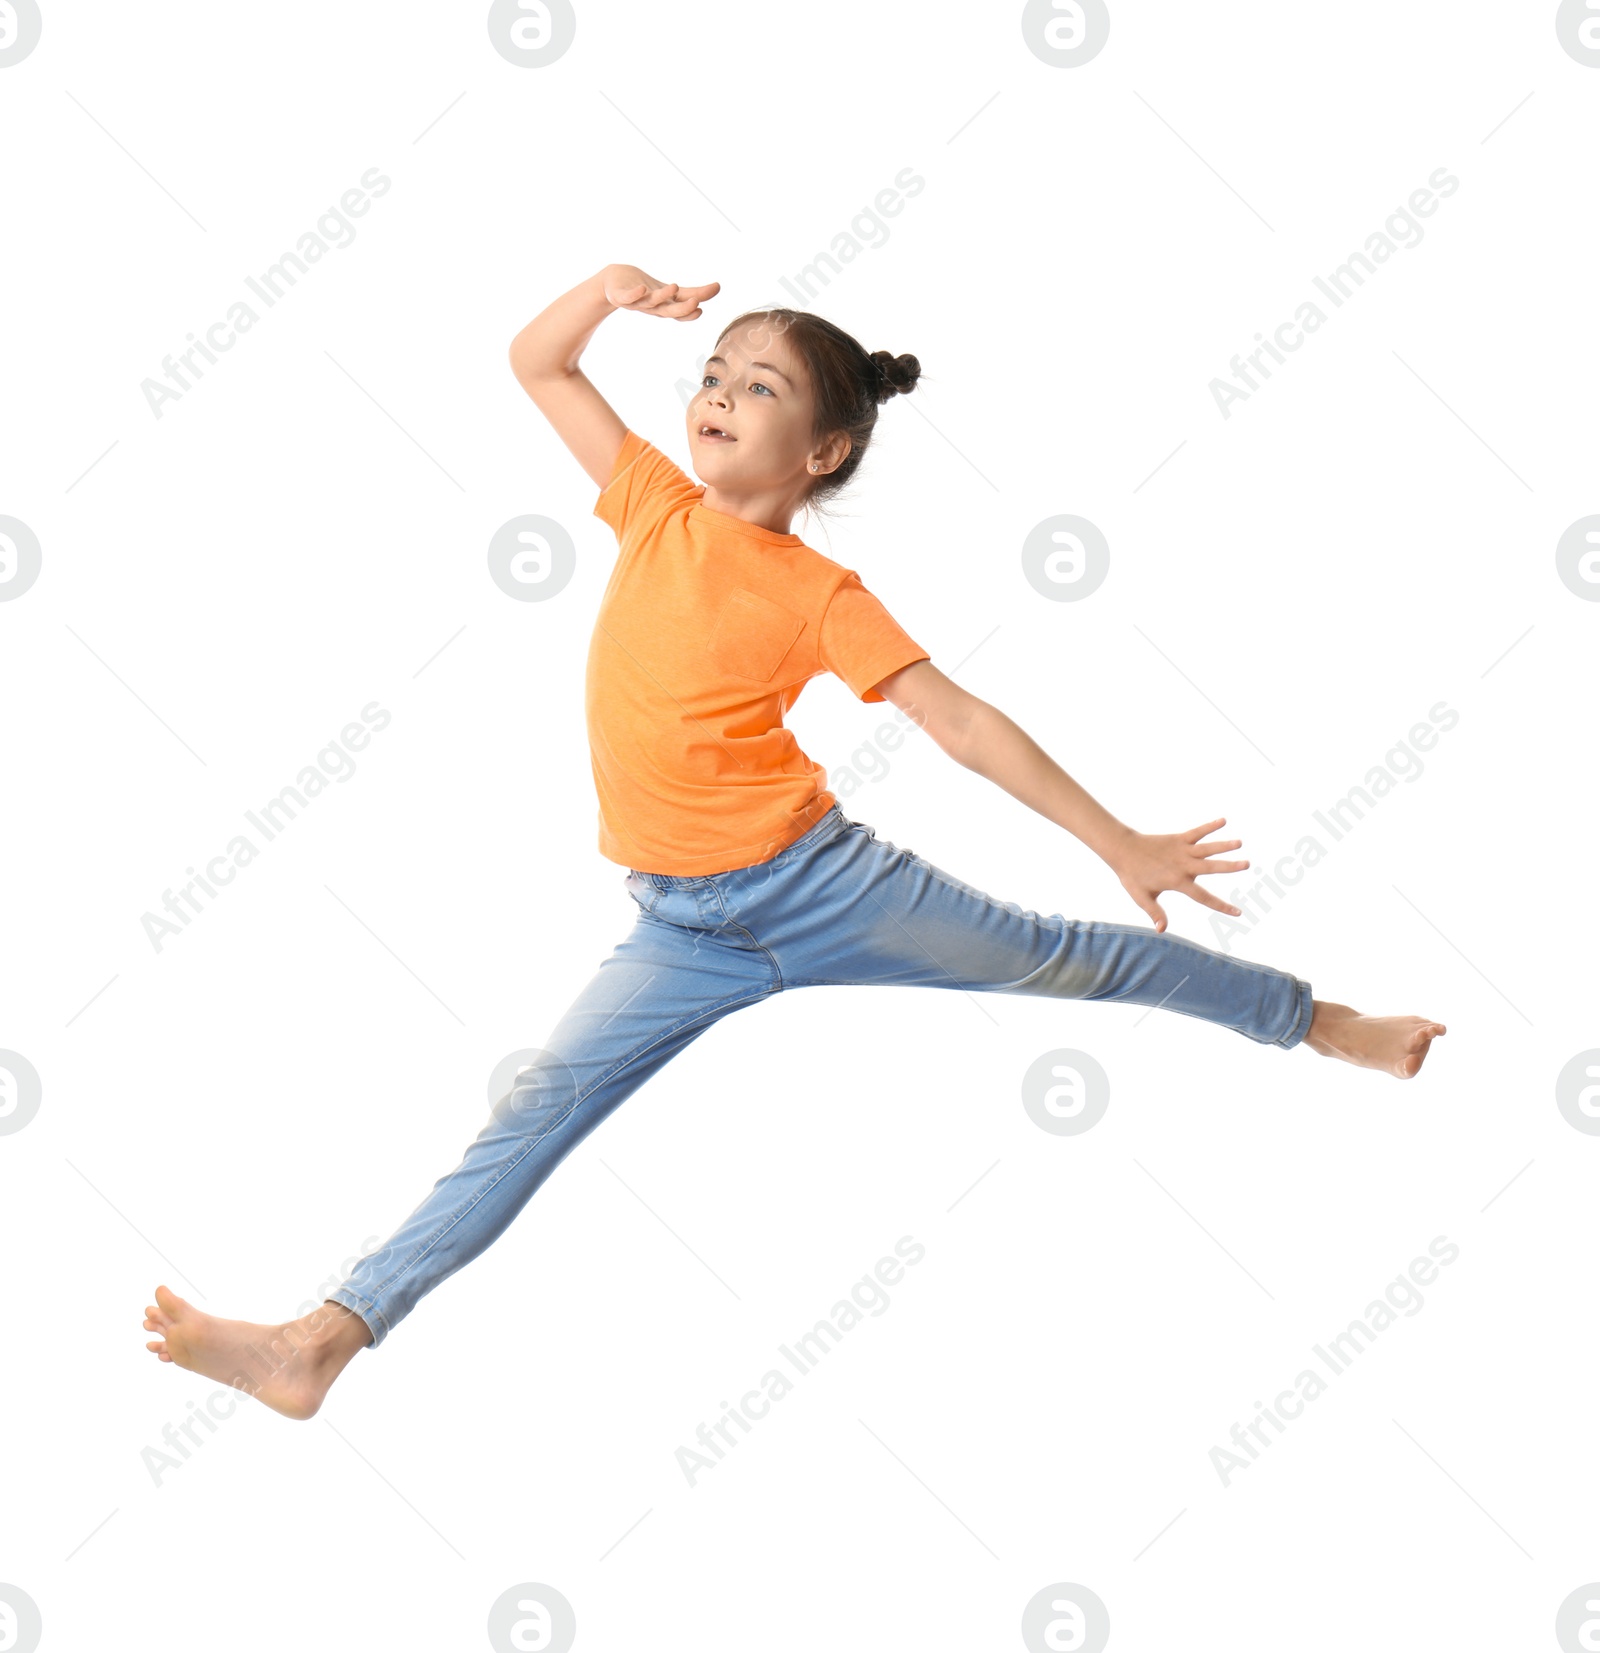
[
  {"x1": 874, "y1": 659, "x2": 1248, "y2": 931},
  {"x1": 508, "y1": 264, "x2": 720, "y2": 490}
]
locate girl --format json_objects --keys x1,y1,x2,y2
[{"x1": 142, "y1": 265, "x2": 1446, "y2": 1419}]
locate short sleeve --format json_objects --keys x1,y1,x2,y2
[
  {"x1": 593, "y1": 430, "x2": 699, "y2": 542},
  {"x1": 817, "y1": 572, "x2": 930, "y2": 703}
]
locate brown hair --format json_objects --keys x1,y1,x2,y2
[{"x1": 713, "y1": 307, "x2": 921, "y2": 519}]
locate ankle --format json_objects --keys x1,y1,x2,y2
[
  {"x1": 311, "y1": 1301, "x2": 371, "y2": 1355},
  {"x1": 1306, "y1": 999, "x2": 1354, "y2": 1042},
  {"x1": 277, "y1": 1304, "x2": 353, "y2": 1358}
]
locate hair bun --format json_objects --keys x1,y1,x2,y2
[{"x1": 868, "y1": 349, "x2": 921, "y2": 403}]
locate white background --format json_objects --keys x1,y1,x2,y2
[{"x1": 2, "y1": 2, "x2": 1596, "y2": 1648}]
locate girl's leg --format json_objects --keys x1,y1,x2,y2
[
  {"x1": 727, "y1": 809, "x2": 1442, "y2": 1073},
  {"x1": 724, "y1": 811, "x2": 1312, "y2": 1046},
  {"x1": 328, "y1": 878, "x2": 778, "y2": 1346},
  {"x1": 143, "y1": 874, "x2": 778, "y2": 1415}
]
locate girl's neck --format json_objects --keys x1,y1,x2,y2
[{"x1": 697, "y1": 481, "x2": 802, "y2": 538}]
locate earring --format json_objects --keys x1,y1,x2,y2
[{"x1": 810, "y1": 463, "x2": 819, "y2": 472}]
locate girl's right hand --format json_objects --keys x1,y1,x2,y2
[{"x1": 603, "y1": 265, "x2": 719, "y2": 320}]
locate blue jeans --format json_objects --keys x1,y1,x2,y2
[{"x1": 330, "y1": 805, "x2": 1311, "y2": 1345}]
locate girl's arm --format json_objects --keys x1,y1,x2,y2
[
  {"x1": 508, "y1": 264, "x2": 720, "y2": 489},
  {"x1": 875, "y1": 660, "x2": 1247, "y2": 931}
]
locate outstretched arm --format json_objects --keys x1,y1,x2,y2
[
  {"x1": 508, "y1": 264, "x2": 720, "y2": 489},
  {"x1": 874, "y1": 660, "x2": 1247, "y2": 931}
]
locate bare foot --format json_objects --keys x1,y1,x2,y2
[
  {"x1": 142, "y1": 1284, "x2": 372, "y2": 1421},
  {"x1": 1303, "y1": 999, "x2": 1447, "y2": 1079}
]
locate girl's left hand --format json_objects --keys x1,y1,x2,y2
[{"x1": 1109, "y1": 818, "x2": 1248, "y2": 932}]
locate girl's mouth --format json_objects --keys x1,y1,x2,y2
[{"x1": 698, "y1": 425, "x2": 736, "y2": 443}]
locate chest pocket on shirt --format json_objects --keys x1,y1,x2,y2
[{"x1": 708, "y1": 588, "x2": 806, "y2": 682}]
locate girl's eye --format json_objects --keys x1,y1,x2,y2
[{"x1": 699, "y1": 373, "x2": 774, "y2": 396}]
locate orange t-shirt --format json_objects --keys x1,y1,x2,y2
[{"x1": 588, "y1": 429, "x2": 931, "y2": 875}]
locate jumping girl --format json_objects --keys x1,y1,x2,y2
[{"x1": 142, "y1": 265, "x2": 1446, "y2": 1419}]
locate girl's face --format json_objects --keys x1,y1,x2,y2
[{"x1": 686, "y1": 319, "x2": 845, "y2": 498}]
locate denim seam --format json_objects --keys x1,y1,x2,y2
[
  {"x1": 327, "y1": 1288, "x2": 388, "y2": 1345},
  {"x1": 352, "y1": 983, "x2": 780, "y2": 1329},
  {"x1": 708, "y1": 881, "x2": 785, "y2": 988},
  {"x1": 1272, "y1": 979, "x2": 1313, "y2": 1049},
  {"x1": 1030, "y1": 904, "x2": 1306, "y2": 985}
]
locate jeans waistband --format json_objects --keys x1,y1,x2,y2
[{"x1": 633, "y1": 804, "x2": 850, "y2": 888}]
